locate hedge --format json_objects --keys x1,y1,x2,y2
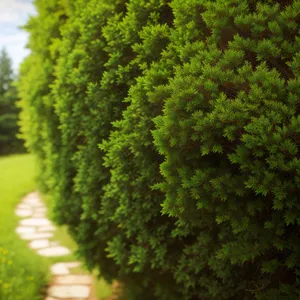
[{"x1": 19, "y1": 0, "x2": 300, "y2": 299}]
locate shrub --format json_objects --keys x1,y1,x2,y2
[
  {"x1": 153, "y1": 0, "x2": 300, "y2": 298},
  {"x1": 49, "y1": 0, "x2": 133, "y2": 276},
  {"x1": 52, "y1": 0, "x2": 175, "y2": 291},
  {"x1": 19, "y1": 0, "x2": 300, "y2": 299},
  {"x1": 18, "y1": 0, "x2": 69, "y2": 190}
]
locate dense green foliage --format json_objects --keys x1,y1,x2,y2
[
  {"x1": 19, "y1": 0, "x2": 300, "y2": 299},
  {"x1": 0, "y1": 154, "x2": 49, "y2": 300},
  {"x1": 0, "y1": 48, "x2": 23, "y2": 154}
]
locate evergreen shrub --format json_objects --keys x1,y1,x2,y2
[
  {"x1": 19, "y1": 0, "x2": 300, "y2": 299},
  {"x1": 153, "y1": 1, "x2": 300, "y2": 298}
]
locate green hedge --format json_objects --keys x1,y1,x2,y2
[{"x1": 19, "y1": 0, "x2": 300, "y2": 299}]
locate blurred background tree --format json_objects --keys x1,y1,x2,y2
[{"x1": 0, "y1": 47, "x2": 24, "y2": 155}]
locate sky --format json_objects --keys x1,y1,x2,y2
[{"x1": 0, "y1": 0, "x2": 36, "y2": 72}]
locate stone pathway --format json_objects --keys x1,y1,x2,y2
[{"x1": 15, "y1": 192, "x2": 93, "y2": 300}]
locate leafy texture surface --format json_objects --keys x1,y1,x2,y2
[{"x1": 19, "y1": 0, "x2": 300, "y2": 299}]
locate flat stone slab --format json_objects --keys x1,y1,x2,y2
[
  {"x1": 21, "y1": 199, "x2": 37, "y2": 205},
  {"x1": 48, "y1": 285, "x2": 90, "y2": 298},
  {"x1": 17, "y1": 203, "x2": 32, "y2": 210},
  {"x1": 54, "y1": 275, "x2": 92, "y2": 285},
  {"x1": 37, "y1": 246, "x2": 71, "y2": 257},
  {"x1": 50, "y1": 262, "x2": 82, "y2": 275},
  {"x1": 23, "y1": 192, "x2": 40, "y2": 202},
  {"x1": 20, "y1": 218, "x2": 52, "y2": 227},
  {"x1": 15, "y1": 208, "x2": 33, "y2": 217},
  {"x1": 21, "y1": 197, "x2": 45, "y2": 207},
  {"x1": 20, "y1": 232, "x2": 53, "y2": 241},
  {"x1": 15, "y1": 226, "x2": 36, "y2": 234},
  {"x1": 51, "y1": 263, "x2": 70, "y2": 275},
  {"x1": 22, "y1": 201, "x2": 41, "y2": 206},
  {"x1": 29, "y1": 239, "x2": 50, "y2": 249}
]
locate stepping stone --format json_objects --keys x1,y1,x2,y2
[
  {"x1": 15, "y1": 226, "x2": 36, "y2": 234},
  {"x1": 37, "y1": 246, "x2": 71, "y2": 257},
  {"x1": 20, "y1": 218, "x2": 51, "y2": 227},
  {"x1": 29, "y1": 239, "x2": 50, "y2": 249},
  {"x1": 54, "y1": 275, "x2": 92, "y2": 285},
  {"x1": 48, "y1": 285, "x2": 90, "y2": 298},
  {"x1": 22, "y1": 194, "x2": 41, "y2": 205},
  {"x1": 15, "y1": 208, "x2": 33, "y2": 217},
  {"x1": 20, "y1": 232, "x2": 53, "y2": 241},
  {"x1": 24, "y1": 191, "x2": 39, "y2": 197},
  {"x1": 50, "y1": 262, "x2": 81, "y2": 275},
  {"x1": 51, "y1": 263, "x2": 70, "y2": 275},
  {"x1": 17, "y1": 203, "x2": 32, "y2": 210},
  {"x1": 22, "y1": 196, "x2": 44, "y2": 207},
  {"x1": 38, "y1": 225, "x2": 56, "y2": 232}
]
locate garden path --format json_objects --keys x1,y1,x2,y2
[{"x1": 15, "y1": 191, "x2": 93, "y2": 300}]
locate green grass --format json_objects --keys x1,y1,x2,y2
[
  {"x1": 0, "y1": 154, "x2": 50, "y2": 300},
  {"x1": 94, "y1": 272, "x2": 113, "y2": 300}
]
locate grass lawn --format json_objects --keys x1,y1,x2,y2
[{"x1": 0, "y1": 154, "x2": 50, "y2": 300}]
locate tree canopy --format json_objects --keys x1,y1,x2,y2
[{"x1": 0, "y1": 48, "x2": 23, "y2": 155}]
